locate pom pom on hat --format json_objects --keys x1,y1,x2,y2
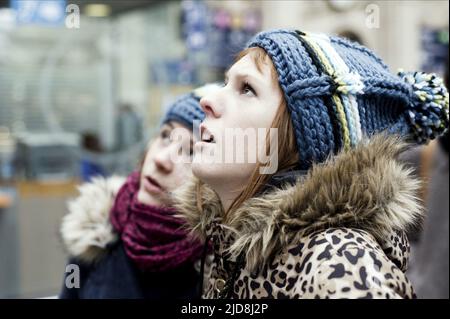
[{"x1": 398, "y1": 70, "x2": 449, "y2": 143}]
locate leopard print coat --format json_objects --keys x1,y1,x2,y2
[{"x1": 175, "y1": 135, "x2": 423, "y2": 299}]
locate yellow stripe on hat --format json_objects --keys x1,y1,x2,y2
[{"x1": 301, "y1": 33, "x2": 351, "y2": 150}]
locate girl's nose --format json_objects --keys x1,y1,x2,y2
[
  {"x1": 200, "y1": 93, "x2": 222, "y2": 118},
  {"x1": 153, "y1": 148, "x2": 173, "y2": 174}
]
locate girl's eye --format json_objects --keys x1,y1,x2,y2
[
  {"x1": 242, "y1": 82, "x2": 256, "y2": 96},
  {"x1": 176, "y1": 143, "x2": 194, "y2": 159},
  {"x1": 186, "y1": 141, "x2": 194, "y2": 157},
  {"x1": 160, "y1": 129, "x2": 171, "y2": 143}
]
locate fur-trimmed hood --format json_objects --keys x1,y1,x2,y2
[
  {"x1": 174, "y1": 135, "x2": 423, "y2": 272},
  {"x1": 60, "y1": 176, "x2": 126, "y2": 263}
]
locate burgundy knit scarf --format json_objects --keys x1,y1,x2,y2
[{"x1": 110, "y1": 171, "x2": 203, "y2": 272}]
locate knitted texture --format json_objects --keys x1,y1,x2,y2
[
  {"x1": 247, "y1": 29, "x2": 449, "y2": 169},
  {"x1": 161, "y1": 83, "x2": 222, "y2": 131},
  {"x1": 161, "y1": 93, "x2": 205, "y2": 130}
]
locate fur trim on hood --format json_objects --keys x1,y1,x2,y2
[
  {"x1": 60, "y1": 176, "x2": 126, "y2": 264},
  {"x1": 174, "y1": 135, "x2": 423, "y2": 272}
]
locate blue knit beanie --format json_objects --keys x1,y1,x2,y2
[
  {"x1": 247, "y1": 29, "x2": 449, "y2": 169},
  {"x1": 161, "y1": 83, "x2": 221, "y2": 131},
  {"x1": 161, "y1": 94, "x2": 204, "y2": 130}
]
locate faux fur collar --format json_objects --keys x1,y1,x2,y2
[
  {"x1": 174, "y1": 135, "x2": 423, "y2": 272},
  {"x1": 60, "y1": 176, "x2": 126, "y2": 263}
]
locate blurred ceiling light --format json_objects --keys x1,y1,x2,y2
[
  {"x1": 84, "y1": 4, "x2": 111, "y2": 17},
  {"x1": 0, "y1": 8, "x2": 16, "y2": 31}
]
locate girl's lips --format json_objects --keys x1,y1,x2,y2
[
  {"x1": 195, "y1": 140, "x2": 216, "y2": 146},
  {"x1": 142, "y1": 176, "x2": 165, "y2": 195},
  {"x1": 194, "y1": 141, "x2": 216, "y2": 153},
  {"x1": 200, "y1": 124, "x2": 216, "y2": 143}
]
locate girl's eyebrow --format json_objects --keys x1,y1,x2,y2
[
  {"x1": 163, "y1": 122, "x2": 175, "y2": 130},
  {"x1": 227, "y1": 70, "x2": 264, "y2": 87}
]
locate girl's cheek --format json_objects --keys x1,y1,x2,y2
[
  {"x1": 141, "y1": 155, "x2": 152, "y2": 173},
  {"x1": 171, "y1": 165, "x2": 190, "y2": 189}
]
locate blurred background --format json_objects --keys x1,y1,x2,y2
[{"x1": 0, "y1": 0, "x2": 448, "y2": 298}]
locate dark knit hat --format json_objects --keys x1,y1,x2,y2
[
  {"x1": 247, "y1": 29, "x2": 449, "y2": 169},
  {"x1": 161, "y1": 83, "x2": 221, "y2": 131}
]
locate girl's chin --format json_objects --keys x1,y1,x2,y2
[
  {"x1": 137, "y1": 189, "x2": 163, "y2": 206},
  {"x1": 191, "y1": 161, "x2": 213, "y2": 177},
  {"x1": 191, "y1": 162, "x2": 228, "y2": 184},
  {"x1": 193, "y1": 141, "x2": 217, "y2": 158}
]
